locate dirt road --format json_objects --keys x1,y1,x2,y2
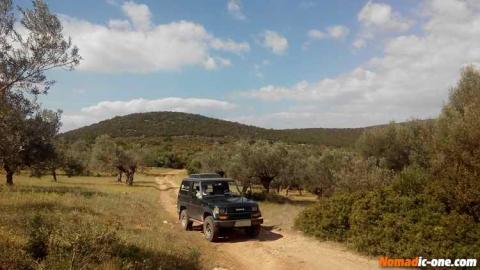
[{"x1": 155, "y1": 171, "x2": 381, "y2": 270}]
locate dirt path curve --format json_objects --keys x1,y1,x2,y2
[{"x1": 155, "y1": 170, "x2": 381, "y2": 270}]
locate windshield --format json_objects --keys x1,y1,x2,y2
[{"x1": 201, "y1": 181, "x2": 241, "y2": 196}]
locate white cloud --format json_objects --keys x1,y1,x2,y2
[
  {"x1": 242, "y1": 0, "x2": 480, "y2": 128},
  {"x1": 308, "y1": 25, "x2": 349, "y2": 41},
  {"x1": 62, "y1": 97, "x2": 236, "y2": 131},
  {"x1": 227, "y1": 0, "x2": 246, "y2": 20},
  {"x1": 61, "y1": 1, "x2": 249, "y2": 73},
  {"x1": 261, "y1": 30, "x2": 288, "y2": 55},
  {"x1": 121, "y1": 1, "x2": 151, "y2": 31},
  {"x1": 307, "y1": 29, "x2": 326, "y2": 40},
  {"x1": 327, "y1": 25, "x2": 350, "y2": 39},
  {"x1": 210, "y1": 38, "x2": 250, "y2": 54},
  {"x1": 354, "y1": 1, "x2": 413, "y2": 48}
]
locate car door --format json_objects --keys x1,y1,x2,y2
[
  {"x1": 177, "y1": 180, "x2": 191, "y2": 213},
  {"x1": 189, "y1": 181, "x2": 203, "y2": 220}
]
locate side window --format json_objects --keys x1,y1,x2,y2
[
  {"x1": 180, "y1": 181, "x2": 190, "y2": 194},
  {"x1": 192, "y1": 182, "x2": 201, "y2": 198}
]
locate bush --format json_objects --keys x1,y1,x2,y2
[
  {"x1": 296, "y1": 188, "x2": 480, "y2": 259},
  {"x1": 1, "y1": 215, "x2": 200, "y2": 270},
  {"x1": 295, "y1": 193, "x2": 362, "y2": 241},
  {"x1": 26, "y1": 215, "x2": 50, "y2": 261}
]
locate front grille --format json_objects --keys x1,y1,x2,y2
[
  {"x1": 226, "y1": 206, "x2": 252, "y2": 213},
  {"x1": 227, "y1": 212, "x2": 251, "y2": 220}
]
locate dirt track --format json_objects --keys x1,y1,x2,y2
[{"x1": 155, "y1": 170, "x2": 382, "y2": 270}]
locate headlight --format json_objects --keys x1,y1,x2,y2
[
  {"x1": 251, "y1": 205, "x2": 258, "y2": 212},
  {"x1": 213, "y1": 207, "x2": 226, "y2": 215}
]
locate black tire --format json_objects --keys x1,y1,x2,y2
[
  {"x1": 245, "y1": 225, "x2": 261, "y2": 237},
  {"x1": 180, "y1": 210, "x2": 193, "y2": 231},
  {"x1": 203, "y1": 216, "x2": 219, "y2": 242}
]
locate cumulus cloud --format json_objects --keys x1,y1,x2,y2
[
  {"x1": 261, "y1": 30, "x2": 288, "y2": 55},
  {"x1": 61, "y1": 1, "x2": 249, "y2": 73},
  {"x1": 307, "y1": 25, "x2": 349, "y2": 41},
  {"x1": 242, "y1": 0, "x2": 480, "y2": 128},
  {"x1": 121, "y1": 1, "x2": 151, "y2": 31},
  {"x1": 62, "y1": 97, "x2": 236, "y2": 131},
  {"x1": 354, "y1": 1, "x2": 413, "y2": 48},
  {"x1": 227, "y1": 0, "x2": 246, "y2": 20}
]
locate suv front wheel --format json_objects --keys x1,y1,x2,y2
[
  {"x1": 180, "y1": 210, "x2": 193, "y2": 231},
  {"x1": 203, "y1": 216, "x2": 219, "y2": 242}
]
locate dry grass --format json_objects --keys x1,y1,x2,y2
[{"x1": 0, "y1": 173, "x2": 201, "y2": 270}]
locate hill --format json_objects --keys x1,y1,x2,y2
[{"x1": 61, "y1": 111, "x2": 367, "y2": 147}]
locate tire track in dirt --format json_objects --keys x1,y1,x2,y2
[{"x1": 155, "y1": 170, "x2": 382, "y2": 270}]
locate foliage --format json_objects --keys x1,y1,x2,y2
[
  {"x1": 431, "y1": 66, "x2": 480, "y2": 221},
  {"x1": 356, "y1": 120, "x2": 434, "y2": 171},
  {"x1": 61, "y1": 111, "x2": 367, "y2": 147},
  {"x1": 295, "y1": 193, "x2": 362, "y2": 241},
  {"x1": 0, "y1": 0, "x2": 79, "y2": 184},
  {"x1": 296, "y1": 67, "x2": 480, "y2": 259},
  {"x1": 89, "y1": 135, "x2": 146, "y2": 185}
]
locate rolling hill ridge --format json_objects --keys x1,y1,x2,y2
[{"x1": 61, "y1": 111, "x2": 368, "y2": 147}]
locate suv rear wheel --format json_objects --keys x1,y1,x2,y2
[
  {"x1": 180, "y1": 210, "x2": 193, "y2": 231},
  {"x1": 203, "y1": 216, "x2": 219, "y2": 242}
]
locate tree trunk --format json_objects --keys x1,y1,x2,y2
[
  {"x1": 4, "y1": 164, "x2": 14, "y2": 185},
  {"x1": 126, "y1": 172, "x2": 134, "y2": 186},
  {"x1": 260, "y1": 177, "x2": 272, "y2": 193},
  {"x1": 126, "y1": 166, "x2": 136, "y2": 186},
  {"x1": 6, "y1": 171, "x2": 13, "y2": 185},
  {"x1": 242, "y1": 184, "x2": 249, "y2": 195},
  {"x1": 117, "y1": 170, "x2": 123, "y2": 182},
  {"x1": 52, "y1": 169, "x2": 57, "y2": 182}
]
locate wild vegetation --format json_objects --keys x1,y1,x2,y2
[
  {"x1": 61, "y1": 111, "x2": 367, "y2": 147},
  {"x1": 0, "y1": 174, "x2": 201, "y2": 270},
  {"x1": 294, "y1": 67, "x2": 480, "y2": 259},
  {"x1": 0, "y1": 0, "x2": 79, "y2": 185},
  {"x1": 1, "y1": 0, "x2": 479, "y2": 264},
  {"x1": 181, "y1": 67, "x2": 480, "y2": 259}
]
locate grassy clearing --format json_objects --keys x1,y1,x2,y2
[{"x1": 0, "y1": 173, "x2": 201, "y2": 270}]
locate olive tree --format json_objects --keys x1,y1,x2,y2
[
  {"x1": 0, "y1": 0, "x2": 80, "y2": 184},
  {"x1": 276, "y1": 148, "x2": 308, "y2": 195},
  {"x1": 90, "y1": 135, "x2": 144, "y2": 186},
  {"x1": 232, "y1": 141, "x2": 287, "y2": 193},
  {"x1": 432, "y1": 66, "x2": 480, "y2": 220},
  {"x1": 198, "y1": 144, "x2": 231, "y2": 177},
  {"x1": 0, "y1": 0, "x2": 80, "y2": 97}
]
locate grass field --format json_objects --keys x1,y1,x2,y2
[
  {"x1": 0, "y1": 172, "x2": 204, "y2": 270},
  {"x1": 0, "y1": 171, "x2": 318, "y2": 269}
]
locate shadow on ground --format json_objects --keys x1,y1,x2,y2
[{"x1": 190, "y1": 224, "x2": 283, "y2": 243}]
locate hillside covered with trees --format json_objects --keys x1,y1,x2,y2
[{"x1": 61, "y1": 111, "x2": 367, "y2": 147}]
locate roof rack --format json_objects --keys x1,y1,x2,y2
[{"x1": 189, "y1": 173, "x2": 222, "y2": 179}]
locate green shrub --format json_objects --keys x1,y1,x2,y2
[
  {"x1": 295, "y1": 193, "x2": 362, "y2": 241},
  {"x1": 1, "y1": 215, "x2": 200, "y2": 270},
  {"x1": 26, "y1": 215, "x2": 50, "y2": 261},
  {"x1": 297, "y1": 188, "x2": 480, "y2": 259}
]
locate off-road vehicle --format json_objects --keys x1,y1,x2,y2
[{"x1": 177, "y1": 174, "x2": 263, "y2": 241}]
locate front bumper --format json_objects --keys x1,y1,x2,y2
[{"x1": 214, "y1": 218, "x2": 263, "y2": 228}]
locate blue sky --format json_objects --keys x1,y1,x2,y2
[{"x1": 16, "y1": 0, "x2": 480, "y2": 131}]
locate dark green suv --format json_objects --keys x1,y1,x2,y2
[{"x1": 176, "y1": 174, "x2": 263, "y2": 241}]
